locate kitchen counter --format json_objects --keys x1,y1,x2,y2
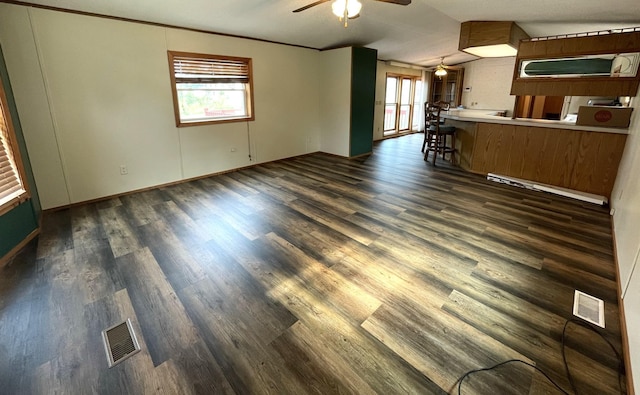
[
  {"x1": 441, "y1": 109, "x2": 629, "y2": 134},
  {"x1": 440, "y1": 110, "x2": 628, "y2": 198}
]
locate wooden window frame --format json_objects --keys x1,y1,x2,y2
[
  {"x1": 384, "y1": 73, "x2": 421, "y2": 135},
  {"x1": 0, "y1": 75, "x2": 29, "y2": 217},
  {"x1": 167, "y1": 51, "x2": 255, "y2": 127}
]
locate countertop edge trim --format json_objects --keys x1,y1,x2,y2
[{"x1": 441, "y1": 114, "x2": 629, "y2": 134}]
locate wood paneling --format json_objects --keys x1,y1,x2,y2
[
  {"x1": 469, "y1": 123, "x2": 627, "y2": 197},
  {"x1": 517, "y1": 31, "x2": 640, "y2": 59},
  {"x1": 459, "y1": 21, "x2": 529, "y2": 52},
  {"x1": 445, "y1": 119, "x2": 477, "y2": 170},
  {"x1": 511, "y1": 77, "x2": 640, "y2": 97},
  {"x1": 0, "y1": 134, "x2": 625, "y2": 394}
]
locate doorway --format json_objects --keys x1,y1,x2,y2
[{"x1": 383, "y1": 74, "x2": 422, "y2": 136}]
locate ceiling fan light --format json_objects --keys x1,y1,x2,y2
[
  {"x1": 435, "y1": 66, "x2": 447, "y2": 77},
  {"x1": 331, "y1": 0, "x2": 344, "y2": 17},
  {"x1": 347, "y1": 0, "x2": 362, "y2": 17},
  {"x1": 331, "y1": 0, "x2": 361, "y2": 18}
]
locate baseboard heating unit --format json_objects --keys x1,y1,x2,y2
[{"x1": 487, "y1": 173, "x2": 608, "y2": 206}]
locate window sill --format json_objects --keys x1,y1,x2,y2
[
  {"x1": 0, "y1": 191, "x2": 29, "y2": 217},
  {"x1": 177, "y1": 115, "x2": 255, "y2": 128}
]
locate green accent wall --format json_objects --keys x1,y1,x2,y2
[
  {"x1": 0, "y1": 45, "x2": 40, "y2": 259},
  {"x1": 350, "y1": 47, "x2": 377, "y2": 157}
]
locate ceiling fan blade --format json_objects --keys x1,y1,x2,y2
[
  {"x1": 293, "y1": 0, "x2": 331, "y2": 13},
  {"x1": 349, "y1": 14, "x2": 361, "y2": 19},
  {"x1": 372, "y1": 0, "x2": 411, "y2": 5}
]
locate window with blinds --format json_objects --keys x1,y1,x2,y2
[
  {"x1": 168, "y1": 51, "x2": 254, "y2": 126},
  {"x1": 0, "y1": 77, "x2": 28, "y2": 215}
]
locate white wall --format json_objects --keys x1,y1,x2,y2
[
  {"x1": 0, "y1": 4, "x2": 323, "y2": 208},
  {"x1": 319, "y1": 47, "x2": 351, "y2": 157},
  {"x1": 0, "y1": 6, "x2": 70, "y2": 209},
  {"x1": 459, "y1": 57, "x2": 517, "y2": 114},
  {"x1": 611, "y1": 92, "x2": 640, "y2": 391}
]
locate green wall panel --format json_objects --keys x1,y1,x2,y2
[{"x1": 350, "y1": 47, "x2": 377, "y2": 157}]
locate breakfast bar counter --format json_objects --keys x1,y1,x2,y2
[
  {"x1": 441, "y1": 109, "x2": 629, "y2": 134},
  {"x1": 440, "y1": 110, "x2": 628, "y2": 198}
]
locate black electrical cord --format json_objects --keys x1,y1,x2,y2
[
  {"x1": 562, "y1": 318, "x2": 625, "y2": 395},
  {"x1": 454, "y1": 359, "x2": 569, "y2": 395},
  {"x1": 455, "y1": 318, "x2": 625, "y2": 395}
]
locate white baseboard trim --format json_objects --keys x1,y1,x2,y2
[{"x1": 486, "y1": 173, "x2": 608, "y2": 205}]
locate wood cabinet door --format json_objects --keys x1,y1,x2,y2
[{"x1": 430, "y1": 68, "x2": 464, "y2": 107}]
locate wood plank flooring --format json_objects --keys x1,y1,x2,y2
[{"x1": 0, "y1": 133, "x2": 625, "y2": 394}]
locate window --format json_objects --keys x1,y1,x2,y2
[
  {"x1": 0, "y1": 76, "x2": 28, "y2": 215},
  {"x1": 168, "y1": 51, "x2": 254, "y2": 127},
  {"x1": 383, "y1": 74, "x2": 422, "y2": 136}
]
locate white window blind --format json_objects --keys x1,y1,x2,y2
[
  {"x1": 172, "y1": 56, "x2": 250, "y2": 84},
  {"x1": 0, "y1": 83, "x2": 26, "y2": 209}
]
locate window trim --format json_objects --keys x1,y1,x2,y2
[
  {"x1": 0, "y1": 74, "x2": 30, "y2": 217},
  {"x1": 383, "y1": 73, "x2": 422, "y2": 136},
  {"x1": 167, "y1": 51, "x2": 255, "y2": 127}
]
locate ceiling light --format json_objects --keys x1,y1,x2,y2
[
  {"x1": 434, "y1": 57, "x2": 448, "y2": 77},
  {"x1": 459, "y1": 21, "x2": 529, "y2": 58},
  {"x1": 463, "y1": 44, "x2": 518, "y2": 57},
  {"x1": 332, "y1": 0, "x2": 362, "y2": 27}
]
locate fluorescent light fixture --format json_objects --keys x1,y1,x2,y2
[
  {"x1": 459, "y1": 21, "x2": 529, "y2": 58},
  {"x1": 462, "y1": 43, "x2": 518, "y2": 58}
]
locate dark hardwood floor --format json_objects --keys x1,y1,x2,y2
[{"x1": 0, "y1": 133, "x2": 625, "y2": 394}]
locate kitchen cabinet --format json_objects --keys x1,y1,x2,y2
[
  {"x1": 511, "y1": 30, "x2": 640, "y2": 97},
  {"x1": 469, "y1": 122, "x2": 626, "y2": 198},
  {"x1": 430, "y1": 68, "x2": 464, "y2": 107}
]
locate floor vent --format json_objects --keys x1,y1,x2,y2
[
  {"x1": 102, "y1": 319, "x2": 141, "y2": 367},
  {"x1": 573, "y1": 290, "x2": 605, "y2": 328}
]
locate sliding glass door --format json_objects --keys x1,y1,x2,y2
[{"x1": 384, "y1": 74, "x2": 422, "y2": 137}]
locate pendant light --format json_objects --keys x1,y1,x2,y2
[{"x1": 434, "y1": 57, "x2": 448, "y2": 77}]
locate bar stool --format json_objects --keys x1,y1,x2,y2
[{"x1": 423, "y1": 102, "x2": 456, "y2": 165}]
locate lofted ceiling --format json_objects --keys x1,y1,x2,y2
[{"x1": 13, "y1": 0, "x2": 640, "y2": 68}]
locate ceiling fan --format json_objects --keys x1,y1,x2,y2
[{"x1": 293, "y1": 0, "x2": 411, "y2": 27}]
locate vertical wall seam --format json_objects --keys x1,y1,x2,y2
[
  {"x1": 622, "y1": 245, "x2": 640, "y2": 299},
  {"x1": 164, "y1": 27, "x2": 185, "y2": 180},
  {"x1": 27, "y1": 7, "x2": 73, "y2": 204}
]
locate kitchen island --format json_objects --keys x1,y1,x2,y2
[{"x1": 441, "y1": 109, "x2": 628, "y2": 199}]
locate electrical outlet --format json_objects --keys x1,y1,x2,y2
[{"x1": 120, "y1": 165, "x2": 128, "y2": 175}]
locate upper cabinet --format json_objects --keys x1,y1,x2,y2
[
  {"x1": 511, "y1": 30, "x2": 640, "y2": 97},
  {"x1": 431, "y1": 68, "x2": 464, "y2": 107}
]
